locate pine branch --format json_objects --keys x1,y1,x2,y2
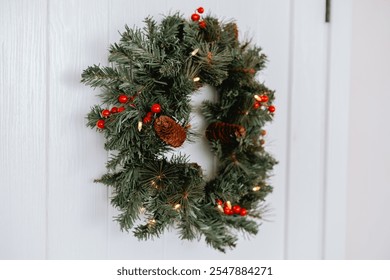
[{"x1": 81, "y1": 65, "x2": 121, "y2": 89}]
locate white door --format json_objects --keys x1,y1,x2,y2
[{"x1": 0, "y1": 0, "x2": 350, "y2": 259}]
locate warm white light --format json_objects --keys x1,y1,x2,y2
[
  {"x1": 217, "y1": 205, "x2": 224, "y2": 213},
  {"x1": 174, "y1": 204, "x2": 181, "y2": 210},
  {"x1": 137, "y1": 121, "x2": 143, "y2": 131},
  {"x1": 253, "y1": 186, "x2": 261, "y2": 192},
  {"x1": 193, "y1": 77, "x2": 200, "y2": 82},
  {"x1": 254, "y1": 94, "x2": 262, "y2": 102},
  {"x1": 191, "y1": 48, "x2": 199, "y2": 56},
  {"x1": 226, "y1": 201, "x2": 232, "y2": 209}
]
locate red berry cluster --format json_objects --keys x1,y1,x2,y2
[
  {"x1": 191, "y1": 7, "x2": 206, "y2": 29},
  {"x1": 216, "y1": 199, "x2": 247, "y2": 217},
  {"x1": 253, "y1": 93, "x2": 275, "y2": 113},
  {"x1": 96, "y1": 93, "x2": 140, "y2": 129},
  {"x1": 143, "y1": 103, "x2": 161, "y2": 124},
  {"x1": 96, "y1": 106, "x2": 126, "y2": 129}
]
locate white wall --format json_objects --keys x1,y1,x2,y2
[
  {"x1": 0, "y1": 0, "x2": 354, "y2": 259},
  {"x1": 347, "y1": 0, "x2": 390, "y2": 259}
]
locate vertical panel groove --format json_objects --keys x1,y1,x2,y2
[
  {"x1": 45, "y1": 0, "x2": 51, "y2": 260},
  {"x1": 284, "y1": 0, "x2": 295, "y2": 260},
  {"x1": 321, "y1": 23, "x2": 332, "y2": 260},
  {"x1": 325, "y1": 0, "x2": 351, "y2": 259}
]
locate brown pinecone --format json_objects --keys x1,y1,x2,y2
[
  {"x1": 224, "y1": 22, "x2": 239, "y2": 43},
  {"x1": 154, "y1": 115, "x2": 187, "y2": 148},
  {"x1": 205, "y1": 122, "x2": 246, "y2": 145}
]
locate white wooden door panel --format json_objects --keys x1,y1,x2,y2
[
  {"x1": 0, "y1": 0, "x2": 351, "y2": 260},
  {"x1": 324, "y1": 0, "x2": 351, "y2": 259},
  {"x1": 286, "y1": 0, "x2": 328, "y2": 259},
  {"x1": 47, "y1": 0, "x2": 109, "y2": 259},
  {"x1": 0, "y1": 0, "x2": 47, "y2": 259}
]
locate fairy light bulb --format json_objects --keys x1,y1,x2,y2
[
  {"x1": 254, "y1": 94, "x2": 262, "y2": 102},
  {"x1": 191, "y1": 48, "x2": 199, "y2": 56},
  {"x1": 253, "y1": 186, "x2": 261, "y2": 192},
  {"x1": 226, "y1": 201, "x2": 232, "y2": 209}
]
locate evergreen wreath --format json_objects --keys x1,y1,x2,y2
[{"x1": 82, "y1": 7, "x2": 277, "y2": 252}]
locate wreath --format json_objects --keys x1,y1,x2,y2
[{"x1": 82, "y1": 7, "x2": 277, "y2": 252}]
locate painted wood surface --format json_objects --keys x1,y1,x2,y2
[
  {"x1": 46, "y1": 0, "x2": 109, "y2": 259},
  {"x1": 285, "y1": 0, "x2": 328, "y2": 259},
  {"x1": 0, "y1": 0, "x2": 350, "y2": 259},
  {"x1": 0, "y1": 0, "x2": 47, "y2": 259}
]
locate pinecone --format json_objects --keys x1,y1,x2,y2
[
  {"x1": 225, "y1": 22, "x2": 239, "y2": 41},
  {"x1": 205, "y1": 122, "x2": 246, "y2": 145},
  {"x1": 154, "y1": 115, "x2": 187, "y2": 148}
]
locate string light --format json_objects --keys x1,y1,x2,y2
[
  {"x1": 148, "y1": 219, "x2": 156, "y2": 226},
  {"x1": 217, "y1": 205, "x2": 224, "y2": 213},
  {"x1": 193, "y1": 77, "x2": 200, "y2": 82},
  {"x1": 253, "y1": 186, "x2": 261, "y2": 192},
  {"x1": 226, "y1": 201, "x2": 232, "y2": 209},
  {"x1": 254, "y1": 94, "x2": 262, "y2": 102},
  {"x1": 191, "y1": 48, "x2": 199, "y2": 56},
  {"x1": 150, "y1": 181, "x2": 158, "y2": 188},
  {"x1": 137, "y1": 121, "x2": 143, "y2": 131},
  {"x1": 174, "y1": 204, "x2": 181, "y2": 210}
]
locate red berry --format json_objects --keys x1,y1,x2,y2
[
  {"x1": 143, "y1": 116, "x2": 152, "y2": 124},
  {"x1": 118, "y1": 95, "x2": 128, "y2": 104},
  {"x1": 101, "y1": 109, "x2": 110, "y2": 118},
  {"x1": 232, "y1": 205, "x2": 241, "y2": 214},
  {"x1": 253, "y1": 102, "x2": 260, "y2": 109},
  {"x1": 240, "y1": 208, "x2": 248, "y2": 216},
  {"x1": 110, "y1": 107, "x2": 118, "y2": 113},
  {"x1": 268, "y1": 105, "x2": 276, "y2": 113},
  {"x1": 224, "y1": 207, "x2": 233, "y2": 215},
  {"x1": 191, "y1": 13, "x2": 200, "y2": 21},
  {"x1": 216, "y1": 199, "x2": 223, "y2": 205},
  {"x1": 261, "y1": 95, "x2": 269, "y2": 103},
  {"x1": 199, "y1": 21, "x2": 207, "y2": 29},
  {"x1": 96, "y1": 119, "x2": 105, "y2": 129},
  {"x1": 197, "y1": 7, "x2": 204, "y2": 14},
  {"x1": 151, "y1": 103, "x2": 161, "y2": 113},
  {"x1": 118, "y1": 106, "x2": 125, "y2": 113},
  {"x1": 146, "y1": 111, "x2": 154, "y2": 118}
]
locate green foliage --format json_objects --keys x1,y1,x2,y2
[{"x1": 82, "y1": 11, "x2": 277, "y2": 252}]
